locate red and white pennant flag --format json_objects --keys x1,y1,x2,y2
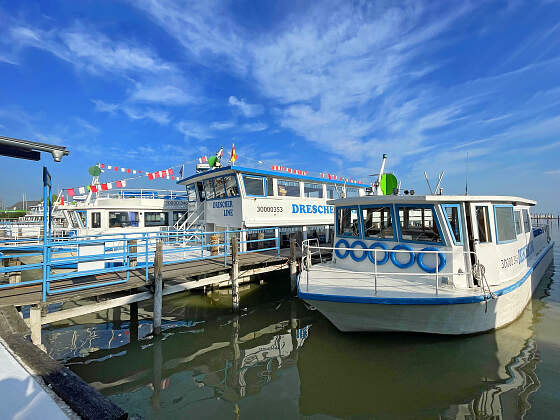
[{"x1": 99, "y1": 163, "x2": 143, "y2": 174}]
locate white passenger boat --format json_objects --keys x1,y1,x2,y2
[
  {"x1": 298, "y1": 180, "x2": 554, "y2": 335},
  {"x1": 176, "y1": 165, "x2": 368, "y2": 250}
]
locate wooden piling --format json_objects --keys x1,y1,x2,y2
[
  {"x1": 231, "y1": 236, "x2": 239, "y2": 312},
  {"x1": 290, "y1": 238, "x2": 297, "y2": 295},
  {"x1": 153, "y1": 240, "x2": 163, "y2": 336},
  {"x1": 29, "y1": 305, "x2": 42, "y2": 348},
  {"x1": 129, "y1": 239, "x2": 137, "y2": 268}
]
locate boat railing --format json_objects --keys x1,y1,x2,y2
[
  {"x1": 92, "y1": 189, "x2": 191, "y2": 201},
  {"x1": 0, "y1": 227, "x2": 281, "y2": 302},
  {"x1": 301, "y1": 240, "x2": 478, "y2": 296}
]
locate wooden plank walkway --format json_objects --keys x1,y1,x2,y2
[{"x1": 0, "y1": 252, "x2": 288, "y2": 308}]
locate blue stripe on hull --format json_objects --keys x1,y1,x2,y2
[{"x1": 298, "y1": 242, "x2": 554, "y2": 305}]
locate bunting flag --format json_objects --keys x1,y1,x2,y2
[
  {"x1": 320, "y1": 172, "x2": 358, "y2": 183},
  {"x1": 78, "y1": 187, "x2": 86, "y2": 194},
  {"x1": 67, "y1": 188, "x2": 75, "y2": 197},
  {"x1": 99, "y1": 163, "x2": 143, "y2": 174},
  {"x1": 271, "y1": 165, "x2": 308, "y2": 176},
  {"x1": 90, "y1": 185, "x2": 98, "y2": 193},
  {"x1": 198, "y1": 156, "x2": 208, "y2": 164}
]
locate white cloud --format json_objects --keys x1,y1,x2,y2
[
  {"x1": 176, "y1": 121, "x2": 214, "y2": 140},
  {"x1": 210, "y1": 121, "x2": 235, "y2": 130},
  {"x1": 241, "y1": 122, "x2": 267, "y2": 132},
  {"x1": 130, "y1": 83, "x2": 196, "y2": 106},
  {"x1": 92, "y1": 99, "x2": 170, "y2": 124},
  {"x1": 228, "y1": 96, "x2": 264, "y2": 117},
  {"x1": 544, "y1": 169, "x2": 560, "y2": 175}
]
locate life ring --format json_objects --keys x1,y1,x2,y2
[
  {"x1": 335, "y1": 239, "x2": 350, "y2": 259},
  {"x1": 367, "y1": 242, "x2": 389, "y2": 265},
  {"x1": 417, "y1": 247, "x2": 446, "y2": 273},
  {"x1": 390, "y1": 244, "x2": 415, "y2": 269},
  {"x1": 349, "y1": 241, "x2": 368, "y2": 262}
]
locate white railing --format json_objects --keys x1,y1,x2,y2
[
  {"x1": 177, "y1": 205, "x2": 204, "y2": 231},
  {"x1": 301, "y1": 239, "x2": 479, "y2": 296}
]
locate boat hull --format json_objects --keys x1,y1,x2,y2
[{"x1": 302, "y1": 244, "x2": 553, "y2": 335}]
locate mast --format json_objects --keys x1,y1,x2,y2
[{"x1": 376, "y1": 153, "x2": 387, "y2": 196}]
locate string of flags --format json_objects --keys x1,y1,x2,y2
[
  {"x1": 320, "y1": 172, "x2": 358, "y2": 183},
  {"x1": 271, "y1": 165, "x2": 309, "y2": 176},
  {"x1": 65, "y1": 165, "x2": 178, "y2": 197}
]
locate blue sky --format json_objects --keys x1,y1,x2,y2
[{"x1": 1, "y1": 0, "x2": 559, "y2": 211}]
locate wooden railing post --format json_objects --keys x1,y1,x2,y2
[{"x1": 231, "y1": 236, "x2": 239, "y2": 312}]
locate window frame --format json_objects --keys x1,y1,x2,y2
[
  {"x1": 441, "y1": 203, "x2": 464, "y2": 245},
  {"x1": 395, "y1": 204, "x2": 446, "y2": 246},
  {"x1": 91, "y1": 212, "x2": 101, "y2": 229},
  {"x1": 144, "y1": 211, "x2": 170, "y2": 227},
  {"x1": 108, "y1": 211, "x2": 139, "y2": 228},
  {"x1": 336, "y1": 205, "x2": 362, "y2": 238},
  {"x1": 359, "y1": 204, "x2": 396, "y2": 241},
  {"x1": 522, "y1": 209, "x2": 531, "y2": 233},
  {"x1": 303, "y1": 182, "x2": 324, "y2": 198},
  {"x1": 203, "y1": 178, "x2": 216, "y2": 200},
  {"x1": 242, "y1": 174, "x2": 267, "y2": 197},
  {"x1": 514, "y1": 210, "x2": 522, "y2": 235},
  {"x1": 493, "y1": 204, "x2": 517, "y2": 244},
  {"x1": 277, "y1": 179, "x2": 301, "y2": 197}
]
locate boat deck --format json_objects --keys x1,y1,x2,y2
[{"x1": 299, "y1": 263, "x2": 483, "y2": 300}]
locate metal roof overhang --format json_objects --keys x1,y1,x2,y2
[{"x1": 0, "y1": 135, "x2": 69, "y2": 162}]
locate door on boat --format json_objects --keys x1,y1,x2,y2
[{"x1": 467, "y1": 202, "x2": 498, "y2": 286}]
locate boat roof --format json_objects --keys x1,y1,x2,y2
[
  {"x1": 176, "y1": 165, "x2": 370, "y2": 188},
  {"x1": 330, "y1": 195, "x2": 536, "y2": 206}
]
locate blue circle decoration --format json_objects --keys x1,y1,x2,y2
[
  {"x1": 335, "y1": 239, "x2": 350, "y2": 259},
  {"x1": 417, "y1": 247, "x2": 447, "y2": 273},
  {"x1": 349, "y1": 241, "x2": 368, "y2": 262},
  {"x1": 390, "y1": 244, "x2": 416, "y2": 269},
  {"x1": 367, "y1": 242, "x2": 389, "y2": 265}
]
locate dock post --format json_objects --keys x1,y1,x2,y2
[
  {"x1": 231, "y1": 236, "x2": 239, "y2": 312},
  {"x1": 290, "y1": 237, "x2": 298, "y2": 296},
  {"x1": 29, "y1": 305, "x2": 43, "y2": 349},
  {"x1": 153, "y1": 240, "x2": 163, "y2": 336}
]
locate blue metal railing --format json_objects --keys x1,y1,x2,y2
[{"x1": 0, "y1": 227, "x2": 281, "y2": 302}]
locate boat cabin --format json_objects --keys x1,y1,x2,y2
[
  {"x1": 330, "y1": 195, "x2": 545, "y2": 289},
  {"x1": 60, "y1": 189, "x2": 190, "y2": 235},
  {"x1": 177, "y1": 166, "x2": 368, "y2": 248}
]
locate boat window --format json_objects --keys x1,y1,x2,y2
[
  {"x1": 109, "y1": 212, "x2": 139, "y2": 228},
  {"x1": 442, "y1": 204, "x2": 463, "y2": 245},
  {"x1": 326, "y1": 185, "x2": 341, "y2": 199},
  {"x1": 277, "y1": 179, "x2": 300, "y2": 197},
  {"x1": 223, "y1": 175, "x2": 239, "y2": 197},
  {"x1": 337, "y1": 207, "x2": 360, "y2": 237},
  {"x1": 214, "y1": 177, "x2": 227, "y2": 199},
  {"x1": 267, "y1": 177, "x2": 275, "y2": 196},
  {"x1": 172, "y1": 211, "x2": 186, "y2": 224},
  {"x1": 345, "y1": 187, "x2": 360, "y2": 198},
  {"x1": 186, "y1": 184, "x2": 197, "y2": 202},
  {"x1": 204, "y1": 178, "x2": 215, "y2": 200},
  {"x1": 494, "y1": 206, "x2": 516, "y2": 243},
  {"x1": 304, "y1": 182, "x2": 323, "y2": 198},
  {"x1": 362, "y1": 206, "x2": 394, "y2": 239},
  {"x1": 522, "y1": 209, "x2": 531, "y2": 233},
  {"x1": 243, "y1": 175, "x2": 266, "y2": 196},
  {"x1": 91, "y1": 212, "x2": 101, "y2": 229},
  {"x1": 475, "y1": 206, "x2": 492, "y2": 243},
  {"x1": 514, "y1": 210, "x2": 522, "y2": 235},
  {"x1": 398, "y1": 206, "x2": 442, "y2": 243},
  {"x1": 145, "y1": 212, "x2": 169, "y2": 227}
]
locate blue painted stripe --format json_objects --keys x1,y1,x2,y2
[{"x1": 298, "y1": 241, "x2": 554, "y2": 305}]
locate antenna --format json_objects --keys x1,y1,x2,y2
[
  {"x1": 465, "y1": 152, "x2": 469, "y2": 195},
  {"x1": 434, "y1": 171, "x2": 445, "y2": 195},
  {"x1": 424, "y1": 172, "x2": 434, "y2": 195}
]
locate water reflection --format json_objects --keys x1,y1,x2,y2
[{"x1": 40, "y1": 259, "x2": 558, "y2": 419}]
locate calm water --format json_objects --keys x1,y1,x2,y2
[{"x1": 42, "y1": 224, "x2": 560, "y2": 419}]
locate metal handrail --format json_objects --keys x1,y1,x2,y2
[
  {"x1": 0, "y1": 227, "x2": 282, "y2": 301},
  {"x1": 301, "y1": 240, "x2": 477, "y2": 296}
]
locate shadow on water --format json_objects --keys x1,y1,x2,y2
[{"x1": 40, "y1": 228, "x2": 560, "y2": 419}]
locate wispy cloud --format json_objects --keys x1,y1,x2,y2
[
  {"x1": 228, "y1": 96, "x2": 264, "y2": 118},
  {"x1": 241, "y1": 122, "x2": 267, "y2": 132},
  {"x1": 210, "y1": 121, "x2": 235, "y2": 130},
  {"x1": 176, "y1": 120, "x2": 214, "y2": 140},
  {"x1": 92, "y1": 99, "x2": 170, "y2": 124}
]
